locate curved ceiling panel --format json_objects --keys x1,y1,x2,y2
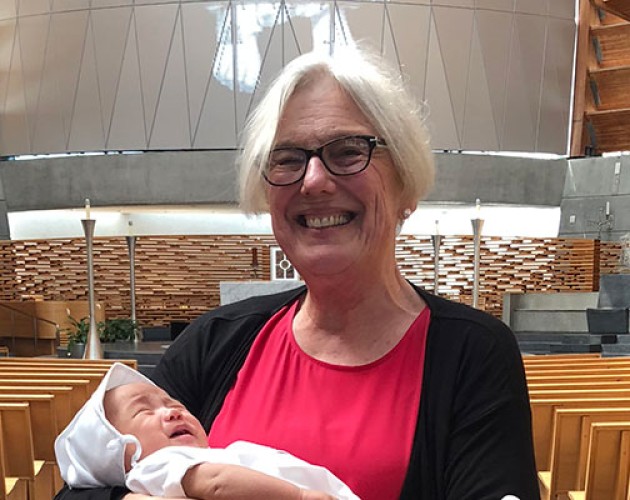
[{"x1": 0, "y1": 0, "x2": 576, "y2": 156}]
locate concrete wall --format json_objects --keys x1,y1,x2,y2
[
  {"x1": 4, "y1": 150, "x2": 630, "y2": 243},
  {"x1": 0, "y1": 151, "x2": 568, "y2": 213},
  {"x1": 428, "y1": 154, "x2": 567, "y2": 206},
  {"x1": 559, "y1": 155, "x2": 630, "y2": 241},
  {"x1": 0, "y1": 150, "x2": 237, "y2": 212}
]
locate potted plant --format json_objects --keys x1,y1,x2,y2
[
  {"x1": 100, "y1": 318, "x2": 137, "y2": 343},
  {"x1": 63, "y1": 313, "x2": 90, "y2": 358}
]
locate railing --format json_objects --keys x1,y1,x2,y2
[{"x1": 0, "y1": 303, "x2": 60, "y2": 355}]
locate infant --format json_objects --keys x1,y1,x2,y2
[{"x1": 55, "y1": 362, "x2": 359, "y2": 499}]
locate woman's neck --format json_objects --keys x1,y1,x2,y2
[{"x1": 293, "y1": 272, "x2": 425, "y2": 366}]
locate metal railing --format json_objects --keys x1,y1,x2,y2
[{"x1": 0, "y1": 302, "x2": 60, "y2": 355}]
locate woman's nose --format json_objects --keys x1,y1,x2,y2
[{"x1": 301, "y1": 156, "x2": 334, "y2": 194}]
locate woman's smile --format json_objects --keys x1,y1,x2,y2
[{"x1": 298, "y1": 213, "x2": 355, "y2": 229}]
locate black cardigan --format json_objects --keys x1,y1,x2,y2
[{"x1": 55, "y1": 286, "x2": 539, "y2": 500}]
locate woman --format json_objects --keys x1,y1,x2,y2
[{"x1": 55, "y1": 49, "x2": 538, "y2": 500}]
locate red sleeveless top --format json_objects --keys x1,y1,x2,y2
[{"x1": 208, "y1": 301, "x2": 429, "y2": 500}]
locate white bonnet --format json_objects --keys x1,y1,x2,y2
[{"x1": 54, "y1": 362, "x2": 156, "y2": 488}]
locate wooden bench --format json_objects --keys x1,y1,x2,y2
[
  {"x1": 0, "y1": 386, "x2": 73, "y2": 430},
  {"x1": 0, "y1": 379, "x2": 89, "y2": 416},
  {"x1": 0, "y1": 358, "x2": 137, "y2": 369},
  {"x1": 0, "y1": 410, "x2": 27, "y2": 500},
  {"x1": 529, "y1": 380, "x2": 630, "y2": 391},
  {"x1": 531, "y1": 397, "x2": 630, "y2": 471},
  {"x1": 0, "y1": 370, "x2": 109, "y2": 394},
  {"x1": 528, "y1": 372, "x2": 630, "y2": 384},
  {"x1": 0, "y1": 402, "x2": 53, "y2": 500},
  {"x1": 524, "y1": 357, "x2": 630, "y2": 370},
  {"x1": 568, "y1": 421, "x2": 630, "y2": 500},
  {"x1": 523, "y1": 353, "x2": 602, "y2": 362},
  {"x1": 529, "y1": 388, "x2": 630, "y2": 401},
  {"x1": 538, "y1": 407, "x2": 630, "y2": 500}
]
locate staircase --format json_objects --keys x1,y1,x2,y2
[
  {"x1": 503, "y1": 291, "x2": 630, "y2": 355},
  {"x1": 572, "y1": 0, "x2": 630, "y2": 154}
]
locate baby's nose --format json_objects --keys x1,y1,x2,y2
[{"x1": 163, "y1": 407, "x2": 183, "y2": 420}]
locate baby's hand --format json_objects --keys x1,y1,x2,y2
[{"x1": 298, "y1": 489, "x2": 337, "y2": 500}]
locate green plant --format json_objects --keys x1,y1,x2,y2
[
  {"x1": 63, "y1": 313, "x2": 137, "y2": 348},
  {"x1": 100, "y1": 318, "x2": 137, "y2": 343},
  {"x1": 63, "y1": 314, "x2": 90, "y2": 349}
]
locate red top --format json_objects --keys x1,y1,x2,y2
[{"x1": 208, "y1": 301, "x2": 429, "y2": 500}]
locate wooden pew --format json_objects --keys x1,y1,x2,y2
[
  {"x1": 527, "y1": 367, "x2": 630, "y2": 378},
  {"x1": 531, "y1": 397, "x2": 630, "y2": 471},
  {"x1": 0, "y1": 394, "x2": 58, "y2": 497},
  {"x1": 523, "y1": 353, "x2": 602, "y2": 362},
  {"x1": 0, "y1": 411, "x2": 28, "y2": 500},
  {"x1": 528, "y1": 373, "x2": 630, "y2": 384},
  {"x1": 0, "y1": 358, "x2": 137, "y2": 369},
  {"x1": 529, "y1": 388, "x2": 630, "y2": 401},
  {"x1": 0, "y1": 379, "x2": 89, "y2": 416},
  {"x1": 0, "y1": 402, "x2": 52, "y2": 500},
  {"x1": 529, "y1": 380, "x2": 630, "y2": 391},
  {"x1": 538, "y1": 407, "x2": 630, "y2": 500},
  {"x1": 524, "y1": 355, "x2": 625, "y2": 363},
  {"x1": 0, "y1": 386, "x2": 73, "y2": 430},
  {"x1": 525, "y1": 359, "x2": 630, "y2": 371},
  {"x1": 568, "y1": 422, "x2": 630, "y2": 500},
  {"x1": 0, "y1": 371, "x2": 108, "y2": 394}
]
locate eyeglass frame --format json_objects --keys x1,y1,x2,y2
[{"x1": 262, "y1": 134, "x2": 388, "y2": 187}]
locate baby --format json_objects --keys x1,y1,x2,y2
[{"x1": 55, "y1": 362, "x2": 359, "y2": 499}]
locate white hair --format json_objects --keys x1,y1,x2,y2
[{"x1": 238, "y1": 48, "x2": 435, "y2": 213}]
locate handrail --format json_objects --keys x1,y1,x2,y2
[{"x1": 0, "y1": 302, "x2": 60, "y2": 354}]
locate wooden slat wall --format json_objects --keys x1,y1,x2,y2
[{"x1": 0, "y1": 235, "x2": 623, "y2": 324}]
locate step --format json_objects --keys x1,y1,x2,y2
[
  {"x1": 518, "y1": 346, "x2": 553, "y2": 355},
  {"x1": 602, "y1": 343, "x2": 630, "y2": 355},
  {"x1": 512, "y1": 310, "x2": 589, "y2": 333},
  {"x1": 550, "y1": 344, "x2": 603, "y2": 354},
  {"x1": 507, "y1": 292, "x2": 598, "y2": 310},
  {"x1": 589, "y1": 65, "x2": 630, "y2": 110},
  {"x1": 586, "y1": 107, "x2": 630, "y2": 152},
  {"x1": 516, "y1": 332, "x2": 617, "y2": 344},
  {"x1": 590, "y1": 22, "x2": 630, "y2": 68}
]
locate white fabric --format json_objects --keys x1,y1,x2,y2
[
  {"x1": 54, "y1": 362, "x2": 154, "y2": 488},
  {"x1": 127, "y1": 442, "x2": 360, "y2": 499}
]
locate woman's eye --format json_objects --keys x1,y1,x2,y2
[{"x1": 270, "y1": 150, "x2": 304, "y2": 169}]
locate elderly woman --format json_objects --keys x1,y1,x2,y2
[{"x1": 55, "y1": 49, "x2": 538, "y2": 500}]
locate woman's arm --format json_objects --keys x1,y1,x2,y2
[
  {"x1": 443, "y1": 319, "x2": 539, "y2": 499},
  {"x1": 53, "y1": 485, "x2": 137, "y2": 500},
  {"x1": 182, "y1": 463, "x2": 335, "y2": 499},
  {"x1": 54, "y1": 485, "x2": 176, "y2": 500}
]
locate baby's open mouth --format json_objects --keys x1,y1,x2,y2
[{"x1": 170, "y1": 428, "x2": 192, "y2": 438}]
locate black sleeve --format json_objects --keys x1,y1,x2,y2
[
  {"x1": 403, "y1": 306, "x2": 540, "y2": 500},
  {"x1": 443, "y1": 319, "x2": 539, "y2": 500},
  {"x1": 54, "y1": 485, "x2": 130, "y2": 500}
]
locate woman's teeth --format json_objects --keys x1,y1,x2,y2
[{"x1": 303, "y1": 214, "x2": 351, "y2": 228}]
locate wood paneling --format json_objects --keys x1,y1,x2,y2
[{"x1": 0, "y1": 235, "x2": 622, "y2": 329}]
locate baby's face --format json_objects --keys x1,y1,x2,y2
[{"x1": 104, "y1": 382, "x2": 207, "y2": 470}]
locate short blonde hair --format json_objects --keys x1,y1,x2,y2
[{"x1": 238, "y1": 48, "x2": 435, "y2": 213}]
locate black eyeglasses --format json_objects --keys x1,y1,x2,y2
[{"x1": 263, "y1": 135, "x2": 387, "y2": 186}]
